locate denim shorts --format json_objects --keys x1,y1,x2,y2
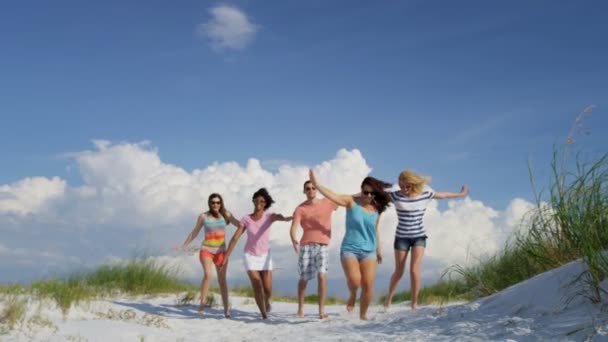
[
  {"x1": 394, "y1": 236, "x2": 427, "y2": 251},
  {"x1": 340, "y1": 249, "x2": 376, "y2": 262}
]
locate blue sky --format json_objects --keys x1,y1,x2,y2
[
  {"x1": 1, "y1": 1, "x2": 606, "y2": 292},
  {"x1": 2, "y1": 0, "x2": 606, "y2": 208}
]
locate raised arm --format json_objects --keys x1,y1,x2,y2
[
  {"x1": 289, "y1": 210, "x2": 302, "y2": 254},
  {"x1": 309, "y1": 169, "x2": 355, "y2": 208},
  {"x1": 221, "y1": 223, "x2": 246, "y2": 267},
  {"x1": 433, "y1": 184, "x2": 469, "y2": 199},
  {"x1": 375, "y1": 214, "x2": 383, "y2": 264},
  {"x1": 173, "y1": 214, "x2": 205, "y2": 251}
]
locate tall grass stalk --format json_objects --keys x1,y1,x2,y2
[
  {"x1": 520, "y1": 151, "x2": 608, "y2": 302},
  {"x1": 445, "y1": 106, "x2": 607, "y2": 303}
]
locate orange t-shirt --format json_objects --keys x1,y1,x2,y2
[{"x1": 293, "y1": 198, "x2": 338, "y2": 246}]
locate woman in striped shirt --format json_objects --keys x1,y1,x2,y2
[
  {"x1": 384, "y1": 170, "x2": 468, "y2": 310},
  {"x1": 174, "y1": 193, "x2": 242, "y2": 317}
]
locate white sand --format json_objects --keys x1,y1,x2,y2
[{"x1": 3, "y1": 259, "x2": 607, "y2": 341}]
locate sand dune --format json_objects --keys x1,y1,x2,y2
[{"x1": 3, "y1": 259, "x2": 607, "y2": 341}]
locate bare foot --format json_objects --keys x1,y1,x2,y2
[
  {"x1": 197, "y1": 305, "x2": 205, "y2": 315},
  {"x1": 360, "y1": 315, "x2": 368, "y2": 320},
  {"x1": 319, "y1": 313, "x2": 328, "y2": 319},
  {"x1": 224, "y1": 310, "x2": 231, "y2": 318},
  {"x1": 266, "y1": 302, "x2": 272, "y2": 313},
  {"x1": 410, "y1": 303, "x2": 417, "y2": 310},
  {"x1": 346, "y1": 296, "x2": 356, "y2": 313},
  {"x1": 297, "y1": 311, "x2": 304, "y2": 318},
  {"x1": 384, "y1": 298, "x2": 391, "y2": 310},
  {"x1": 261, "y1": 312, "x2": 268, "y2": 319}
]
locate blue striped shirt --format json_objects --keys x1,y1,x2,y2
[{"x1": 390, "y1": 187, "x2": 435, "y2": 238}]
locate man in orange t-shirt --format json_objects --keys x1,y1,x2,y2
[{"x1": 290, "y1": 180, "x2": 338, "y2": 319}]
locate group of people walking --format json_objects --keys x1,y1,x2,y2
[{"x1": 175, "y1": 168, "x2": 468, "y2": 320}]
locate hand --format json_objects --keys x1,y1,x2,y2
[
  {"x1": 308, "y1": 169, "x2": 317, "y2": 186},
  {"x1": 460, "y1": 184, "x2": 469, "y2": 196},
  {"x1": 377, "y1": 250, "x2": 383, "y2": 264},
  {"x1": 220, "y1": 256, "x2": 229, "y2": 268},
  {"x1": 292, "y1": 240, "x2": 300, "y2": 254}
]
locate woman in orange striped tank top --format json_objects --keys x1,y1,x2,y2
[{"x1": 174, "y1": 193, "x2": 242, "y2": 317}]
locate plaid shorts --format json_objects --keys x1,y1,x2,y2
[{"x1": 298, "y1": 243, "x2": 329, "y2": 281}]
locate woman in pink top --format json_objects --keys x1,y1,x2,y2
[{"x1": 223, "y1": 188, "x2": 292, "y2": 319}]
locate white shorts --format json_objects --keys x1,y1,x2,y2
[{"x1": 244, "y1": 252, "x2": 273, "y2": 271}]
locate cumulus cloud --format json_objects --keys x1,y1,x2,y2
[
  {"x1": 0, "y1": 141, "x2": 535, "y2": 296},
  {"x1": 197, "y1": 4, "x2": 258, "y2": 51},
  {"x1": 0, "y1": 176, "x2": 66, "y2": 215}
]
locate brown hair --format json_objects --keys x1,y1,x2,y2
[
  {"x1": 207, "y1": 193, "x2": 229, "y2": 221},
  {"x1": 252, "y1": 188, "x2": 275, "y2": 210},
  {"x1": 361, "y1": 176, "x2": 392, "y2": 213}
]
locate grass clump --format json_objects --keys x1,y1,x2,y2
[
  {"x1": 4, "y1": 258, "x2": 196, "y2": 316},
  {"x1": 82, "y1": 258, "x2": 195, "y2": 295},
  {"x1": 520, "y1": 150, "x2": 608, "y2": 301},
  {"x1": 386, "y1": 106, "x2": 607, "y2": 305},
  {"x1": 229, "y1": 286, "x2": 255, "y2": 298},
  {"x1": 0, "y1": 294, "x2": 27, "y2": 332},
  {"x1": 378, "y1": 280, "x2": 473, "y2": 306},
  {"x1": 31, "y1": 277, "x2": 95, "y2": 315},
  {"x1": 447, "y1": 106, "x2": 607, "y2": 301}
]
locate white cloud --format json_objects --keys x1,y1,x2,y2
[
  {"x1": 197, "y1": 5, "x2": 258, "y2": 51},
  {"x1": 0, "y1": 176, "x2": 66, "y2": 215},
  {"x1": 0, "y1": 141, "x2": 536, "y2": 297}
]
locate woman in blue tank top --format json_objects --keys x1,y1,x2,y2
[{"x1": 308, "y1": 169, "x2": 391, "y2": 320}]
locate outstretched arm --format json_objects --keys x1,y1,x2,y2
[
  {"x1": 271, "y1": 213, "x2": 293, "y2": 222},
  {"x1": 433, "y1": 184, "x2": 469, "y2": 199},
  {"x1": 224, "y1": 210, "x2": 241, "y2": 227},
  {"x1": 173, "y1": 214, "x2": 204, "y2": 251},
  {"x1": 222, "y1": 224, "x2": 246, "y2": 267},
  {"x1": 309, "y1": 169, "x2": 355, "y2": 208}
]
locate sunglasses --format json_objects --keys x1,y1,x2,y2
[
  {"x1": 362, "y1": 190, "x2": 375, "y2": 196},
  {"x1": 305, "y1": 187, "x2": 316, "y2": 191},
  {"x1": 210, "y1": 201, "x2": 221, "y2": 205}
]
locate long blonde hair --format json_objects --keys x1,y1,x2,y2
[{"x1": 399, "y1": 169, "x2": 431, "y2": 194}]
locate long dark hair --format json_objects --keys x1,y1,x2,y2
[
  {"x1": 252, "y1": 188, "x2": 274, "y2": 210},
  {"x1": 361, "y1": 177, "x2": 392, "y2": 213},
  {"x1": 207, "y1": 193, "x2": 229, "y2": 221}
]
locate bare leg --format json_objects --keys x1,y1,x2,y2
[
  {"x1": 247, "y1": 271, "x2": 267, "y2": 319},
  {"x1": 359, "y1": 258, "x2": 377, "y2": 320},
  {"x1": 385, "y1": 250, "x2": 408, "y2": 308},
  {"x1": 341, "y1": 257, "x2": 361, "y2": 314},
  {"x1": 199, "y1": 255, "x2": 214, "y2": 314},
  {"x1": 261, "y1": 270, "x2": 273, "y2": 313},
  {"x1": 318, "y1": 272, "x2": 328, "y2": 319},
  {"x1": 297, "y1": 279, "x2": 307, "y2": 318},
  {"x1": 409, "y1": 246, "x2": 425, "y2": 310},
  {"x1": 216, "y1": 261, "x2": 230, "y2": 318}
]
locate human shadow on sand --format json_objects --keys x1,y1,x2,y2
[{"x1": 112, "y1": 301, "x2": 307, "y2": 325}]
